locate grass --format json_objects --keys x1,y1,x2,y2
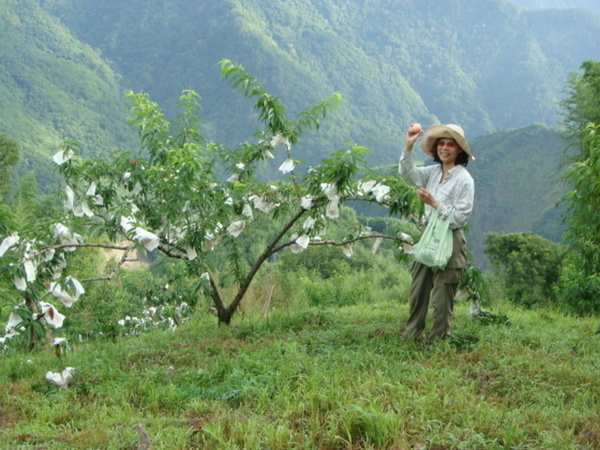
[{"x1": 1, "y1": 300, "x2": 599, "y2": 449}]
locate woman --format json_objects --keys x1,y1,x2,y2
[{"x1": 399, "y1": 123, "x2": 475, "y2": 344}]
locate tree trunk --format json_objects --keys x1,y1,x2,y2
[{"x1": 217, "y1": 307, "x2": 233, "y2": 325}]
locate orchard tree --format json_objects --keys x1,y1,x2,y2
[
  {"x1": 558, "y1": 123, "x2": 600, "y2": 314},
  {"x1": 0, "y1": 60, "x2": 421, "y2": 347},
  {"x1": 0, "y1": 132, "x2": 20, "y2": 198},
  {"x1": 557, "y1": 60, "x2": 600, "y2": 314},
  {"x1": 560, "y1": 59, "x2": 600, "y2": 160}
]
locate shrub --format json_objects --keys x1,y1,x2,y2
[
  {"x1": 557, "y1": 253, "x2": 600, "y2": 315},
  {"x1": 484, "y1": 232, "x2": 566, "y2": 307},
  {"x1": 65, "y1": 266, "x2": 201, "y2": 340}
]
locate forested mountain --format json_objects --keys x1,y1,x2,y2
[
  {"x1": 0, "y1": 0, "x2": 137, "y2": 190},
  {"x1": 509, "y1": 0, "x2": 600, "y2": 15},
  {"x1": 468, "y1": 123, "x2": 567, "y2": 264},
  {"x1": 2, "y1": 0, "x2": 598, "y2": 264},
  {"x1": 38, "y1": 0, "x2": 600, "y2": 163}
]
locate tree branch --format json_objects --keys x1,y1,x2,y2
[
  {"x1": 208, "y1": 272, "x2": 229, "y2": 323},
  {"x1": 272, "y1": 232, "x2": 412, "y2": 253},
  {"x1": 31, "y1": 242, "x2": 132, "y2": 259},
  {"x1": 81, "y1": 244, "x2": 136, "y2": 282},
  {"x1": 225, "y1": 207, "x2": 307, "y2": 318}
]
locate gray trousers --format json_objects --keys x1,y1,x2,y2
[{"x1": 403, "y1": 228, "x2": 467, "y2": 343}]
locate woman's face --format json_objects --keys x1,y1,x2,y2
[{"x1": 436, "y1": 138, "x2": 463, "y2": 165}]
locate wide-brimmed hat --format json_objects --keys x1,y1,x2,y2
[{"x1": 421, "y1": 124, "x2": 474, "y2": 161}]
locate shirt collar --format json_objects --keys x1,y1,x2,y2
[{"x1": 444, "y1": 164, "x2": 464, "y2": 180}]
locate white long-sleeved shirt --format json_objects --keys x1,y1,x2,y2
[{"x1": 399, "y1": 151, "x2": 474, "y2": 229}]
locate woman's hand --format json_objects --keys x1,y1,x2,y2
[
  {"x1": 404, "y1": 123, "x2": 423, "y2": 150},
  {"x1": 416, "y1": 188, "x2": 440, "y2": 209}
]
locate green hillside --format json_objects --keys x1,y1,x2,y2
[
  {"x1": 2, "y1": 0, "x2": 594, "y2": 247},
  {"x1": 511, "y1": 0, "x2": 600, "y2": 14},
  {"x1": 468, "y1": 124, "x2": 567, "y2": 265},
  {"x1": 38, "y1": 0, "x2": 435, "y2": 168},
  {"x1": 0, "y1": 0, "x2": 136, "y2": 191},
  {"x1": 33, "y1": 0, "x2": 596, "y2": 247},
  {"x1": 42, "y1": 0, "x2": 600, "y2": 145}
]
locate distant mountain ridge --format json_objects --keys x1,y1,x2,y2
[
  {"x1": 509, "y1": 0, "x2": 600, "y2": 14},
  {"x1": 0, "y1": 0, "x2": 137, "y2": 190},
  {"x1": 468, "y1": 123, "x2": 567, "y2": 265},
  {"x1": 40, "y1": 0, "x2": 600, "y2": 154},
  {"x1": 3, "y1": 0, "x2": 594, "y2": 263}
]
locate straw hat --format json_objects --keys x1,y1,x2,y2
[{"x1": 421, "y1": 124, "x2": 474, "y2": 161}]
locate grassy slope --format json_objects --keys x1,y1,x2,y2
[{"x1": 1, "y1": 301, "x2": 599, "y2": 448}]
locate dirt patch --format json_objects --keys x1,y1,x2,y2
[
  {"x1": 0, "y1": 383, "x2": 24, "y2": 427},
  {"x1": 102, "y1": 241, "x2": 147, "y2": 271},
  {"x1": 574, "y1": 416, "x2": 600, "y2": 447}
]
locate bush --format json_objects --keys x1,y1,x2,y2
[
  {"x1": 558, "y1": 123, "x2": 600, "y2": 315},
  {"x1": 484, "y1": 232, "x2": 566, "y2": 308},
  {"x1": 275, "y1": 239, "x2": 411, "y2": 309},
  {"x1": 557, "y1": 253, "x2": 600, "y2": 315},
  {"x1": 65, "y1": 266, "x2": 202, "y2": 340},
  {"x1": 301, "y1": 272, "x2": 371, "y2": 308}
]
